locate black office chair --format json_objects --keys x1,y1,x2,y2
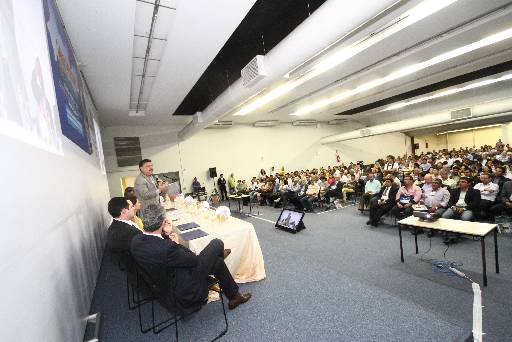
[
  {"x1": 133, "y1": 260, "x2": 228, "y2": 341},
  {"x1": 110, "y1": 251, "x2": 151, "y2": 311}
]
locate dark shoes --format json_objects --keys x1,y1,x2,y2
[
  {"x1": 366, "y1": 220, "x2": 372, "y2": 225},
  {"x1": 228, "y1": 292, "x2": 252, "y2": 310},
  {"x1": 223, "y1": 249, "x2": 231, "y2": 259}
]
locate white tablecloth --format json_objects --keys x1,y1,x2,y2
[{"x1": 167, "y1": 209, "x2": 266, "y2": 283}]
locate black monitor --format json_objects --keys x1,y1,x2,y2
[{"x1": 275, "y1": 209, "x2": 306, "y2": 234}]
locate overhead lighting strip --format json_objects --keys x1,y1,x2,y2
[
  {"x1": 381, "y1": 73, "x2": 512, "y2": 111},
  {"x1": 232, "y1": 0, "x2": 458, "y2": 116},
  {"x1": 290, "y1": 27, "x2": 512, "y2": 116},
  {"x1": 436, "y1": 124, "x2": 502, "y2": 135}
]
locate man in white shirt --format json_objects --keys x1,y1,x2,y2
[{"x1": 474, "y1": 172, "x2": 499, "y2": 213}]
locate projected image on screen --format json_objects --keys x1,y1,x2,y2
[
  {"x1": 43, "y1": 0, "x2": 91, "y2": 154},
  {"x1": 0, "y1": 0, "x2": 62, "y2": 154},
  {"x1": 277, "y1": 210, "x2": 303, "y2": 230}
]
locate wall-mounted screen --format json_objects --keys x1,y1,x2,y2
[{"x1": 0, "y1": 0, "x2": 62, "y2": 154}]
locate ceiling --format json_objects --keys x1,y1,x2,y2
[{"x1": 56, "y1": 0, "x2": 512, "y2": 137}]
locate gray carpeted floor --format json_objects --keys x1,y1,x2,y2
[{"x1": 86, "y1": 203, "x2": 512, "y2": 341}]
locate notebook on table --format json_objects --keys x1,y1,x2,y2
[
  {"x1": 180, "y1": 229, "x2": 208, "y2": 241},
  {"x1": 176, "y1": 222, "x2": 200, "y2": 231}
]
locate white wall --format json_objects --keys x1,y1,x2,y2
[
  {"x1": 0, "y1": 1, "x2": 110, "y2": 341},
  {"x1": 414, "y1": 123, "x2": 511, "y2": 153},
  {"x1": 103, "y1": 123, "x2": 409, "y2": 196}
]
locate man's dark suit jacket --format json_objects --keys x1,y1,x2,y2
[
  {"x1": 106, "y1": 219, "x2": 142, "y2": 254},
  {"x1": 447, "y1": 187, "x2": 481, "y2": 211},
  {"x1": 500, "y1": 180, "x2": 512, "y2": 203},
  {"x1": 377, "y1": 185, "x2": 399, "y2": 207},
  {"x1": 130, "y1": 234, "x2": 208, "y2": 314}
]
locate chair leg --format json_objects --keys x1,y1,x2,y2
[{"x1": 212, "y1": 291, "x2": 228, "y2": 341}]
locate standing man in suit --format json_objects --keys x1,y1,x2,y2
[
  {"x1": 130, "y1": 204, "x2": 251, "y2": 315},
  {"x1": 217, "y1": 174, "x2": 228, "y2": 201},
  {"x1": 106, "y1": 197, "x2": 142, "y2": 254},
  {"x1": 134, "y1": 159, "x2": 168, "y2": 212}
]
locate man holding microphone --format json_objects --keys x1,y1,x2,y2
[{"x1": 134, "y1": 159, "x2": 179, "y2": 212}]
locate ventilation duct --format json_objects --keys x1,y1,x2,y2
[
  {"x1": 320, "y1": 97, "x2": 512, "y2": 144},
  {"x1": 359, "y1": 128, "x2": 372, "y2": 137},
  {"x1": 292, "y1": 120, "x2": 318, "y2": 126},
  {"x1": 328, "y1": 119, "x2": 348, "y2": 125},
  {"x1": 206, "y1": 121, "x2": 233, "y2": 129},
  {"x1": 241, "y1": 55, "x2": 267, "y2": 87},
  {"x1": 450, "y1": 107, "x2": 472, "y2": 120},
  {"x1": 178, "y1": 0, "x2": 399, "y2": 140},
  {"x1": 253, "y1": 120, "x2": 280, "y2": 127}
]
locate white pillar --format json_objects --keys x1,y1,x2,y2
[{"x1": 501, "y1": 122, "x2": 512, "y2": 145}]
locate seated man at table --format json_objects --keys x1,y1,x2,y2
[
  {"x1": 130, "y1": 204, "x2": 251, "y2": 314},
  {"x1": 106, "y1": 197, "x2": 142, "y2": 255},
  {"x1": 390, "y1": 174, "x2": 422, "y2": 220},
  {"x1": 421, "y1": 178, "x2": 450, "y2": 216},
  {"x1": 442, "y1": 177, "x2": 481, "y2": 221},
  {"x1": 441, "y1": 177, "x2": 481, "y2": 244}
]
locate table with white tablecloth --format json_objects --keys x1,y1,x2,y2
[{"x1": 167, "y1": 209, "x2": 266, "y2": 283}]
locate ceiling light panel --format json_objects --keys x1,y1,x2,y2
[
  {"x1": 290, "y1": 26, "x2": 512, "y2": 116},
  {"x1": 382, "y1": 73, "x2": 512, "y2": 111},
  {"x1": 129, "y1": 0, "x2": 176, "y2": 113}
]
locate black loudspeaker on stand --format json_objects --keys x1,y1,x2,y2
[{"x1": 209, "y1": 167, "x2": 217, "y2": 178}]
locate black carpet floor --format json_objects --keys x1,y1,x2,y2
[{"x1": 86, "y1": 203, "x2": 512, "y2": 341}]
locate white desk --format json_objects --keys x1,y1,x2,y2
[
  {"x1": 167, "y1": 209, "x2": 266, "y2": 283},
  {"x1": 397, "y1": 216, "x2": 499, "y2": 286}
]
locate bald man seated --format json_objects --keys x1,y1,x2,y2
[{"x1": 130, "y1": 204, "x2": 251, "y2": 314}]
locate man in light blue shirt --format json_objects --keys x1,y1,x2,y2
[{"x1": 359, "y1": 173, "x2": 381, "y2": 212}]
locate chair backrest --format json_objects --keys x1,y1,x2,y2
[{"x1": 132, "y1": 260, "x2": 179, "y2": 314}]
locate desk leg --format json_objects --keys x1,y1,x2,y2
[
  {"x1": 414, "y1": 227, "x2": 418, "y2": 254},
  {"x1": 481, "y1": 237, "x2": 487, "y2": 287},
  {"x1": 238, "y1": 199, "x2": 241, "y2": 213},
  {"x1": 494, "y1": 228, "x2": 499, "y2": 274},
  {"x1": 398, "y1": 224, "x2": 404, "y2": 263},
  {"x1": 228, "y1": 198, "x2": 231, "y2": 209}
]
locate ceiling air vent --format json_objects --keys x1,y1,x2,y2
[
  {"x1": 206, "y1": 121, "x2": 233, "y2": 129},
  {"x1": 292, "y1": 120, "x2": 318, "y2": 126},
  {"x1": 254, "y1": 120, "x2": 280, "y2": 127},
  {"x1": 359, "y1": 128, "x2": 372, "y2": 137},
  {"x1": 328, "y1": 119, "x2": 347, "y2": 125},
  {"x1": 114, "y1": 137, "x2": 142, "y2": 167},
  {"x1": 241, "y1": 55, "x2": 266, "y2": 88},
  {"x1": 451, "y1": 107, "x2": 472, "y2": 120}
]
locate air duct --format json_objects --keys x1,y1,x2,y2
[
  {"x1": 178, "y1": 0, "x2": 400, "y2": 140},
  {"x1": 320, "y1": 97, "x2": 512, "y2": 144}
]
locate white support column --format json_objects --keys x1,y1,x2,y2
[{"x1": 501, "y1": 122, "x2": 512, "y2": 145}]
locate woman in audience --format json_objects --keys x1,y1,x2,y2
[
  {"x1": 341, "y1": 174, "x2": 357, "y2": 202},
  {"x1": 124, "y1": 188, "x2": 144, "y2": 231}
]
